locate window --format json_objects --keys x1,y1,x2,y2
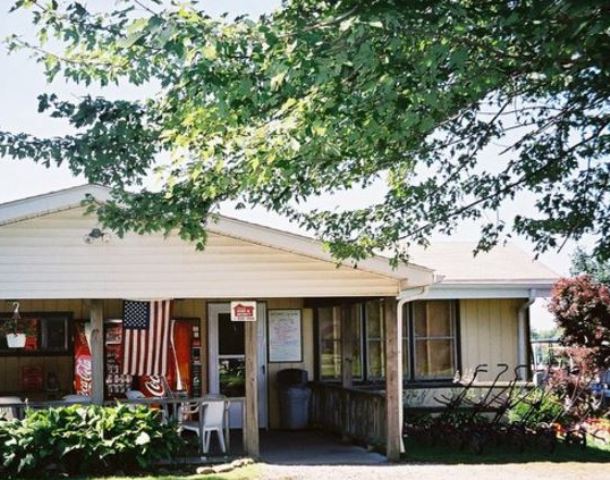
[
  {"x1": 316, "y1": 300, "x2": 459, "y2": 383},
  {"x1": 217, "y1": 312, "x2": 245, "y2": 397},
  {"x1": 405, "y1": 301, "x2": 458, "y2": 380},
  {"x1": 0, "y1": 313, "x2": 71, "y2": 355},
  {"x1": 365, "y1": 301, "x2": 384, "y2": 379},
  {"x1": 317, "y1": 306, "x2": 362, "y2": 380}
]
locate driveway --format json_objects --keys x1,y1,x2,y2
[
  {"x1": 259, "y1": 462, "x2": 608, "y2": 480},
  {"x1": 257, "y1": 431, "x2": 608, "y2": 480}
]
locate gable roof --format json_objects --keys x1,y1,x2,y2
[
  {"x1": 405, "y1": 242, "x2": 559, "y2": 299},
  {"x1": 406, "y1": 242, "x2": 558, "y2": 284},
  {"x1": 0, "y1": 184, "x2": 434, "y2": 286}
]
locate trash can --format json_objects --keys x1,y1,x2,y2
[{"x1": 277, "y1": 368, "x2": 311, "y2": 430}]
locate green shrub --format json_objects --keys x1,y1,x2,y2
[
  {"x1": 0, "y1": 404, "x2": 184, "y2": 478},
  {"x1": 507, "y1": 388, "x2": 565, "y2": 427}
]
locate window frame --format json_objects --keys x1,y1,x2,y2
[
  {"x1": 363, "y1": 300, "x2": 385, "y2": 381},
  {"x1": 405, "y1": 300, "x2": 461, "y2": 382},
  {"x1": 315, "y1": 304, "x2": 365, "y2": 382},
  {"x1": 0, "y1": 312, "x2": 73, "y2": 356}
]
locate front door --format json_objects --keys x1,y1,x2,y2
[{"x1": 208, "y1": 302, "x2": 268, "y2": 429}]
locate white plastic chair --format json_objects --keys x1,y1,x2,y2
[
  {"x1": 181, "y1": 399, "x2": 229, "y2": 455},
  {"x1": 0, "y1": 396, "x2": 22, "y2": 420}
]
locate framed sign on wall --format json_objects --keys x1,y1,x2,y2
[{"x1": 268, "y1": 309, "x2": 302, "y2": 363}]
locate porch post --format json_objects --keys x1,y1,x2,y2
[
  {"x1": 340, "y1": 304, "x2": 354, "y2": 441},
  {"x1": 90, "y1": 300, "x2": 105, "y2": 405},
  {"x1": 244, "y1": 320, "x2": 259, "y2": 457},
  {"x1": 340, "y1": 304, "x2": 353, "y2": 388},
  {"x1": 384, "y1": 297, "x2": 403, "y2": 461}
]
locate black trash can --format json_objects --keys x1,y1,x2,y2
[{"x1": 277, "y1": 368, "x2": 311, "y2": 430}]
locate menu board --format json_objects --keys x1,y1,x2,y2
[{"x1": 268, "y1": 309, "x2": 302, "y2": 363}]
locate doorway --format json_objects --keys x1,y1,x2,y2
[{"x1": 207, "y1": 302, "x2": 268, "y2": 429}]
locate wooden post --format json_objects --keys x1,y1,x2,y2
[
  {"x1": 384, "y1": 297, "x2": 403, "y2": 461},
  {"x1": 340, "y1": 304, "x2": 354, "y2": 388},
  {"x1": 90, "y1": 300, "x2": 105, "y2": 405},
  {"x1": 340, "y1": 304, "x2": 354, "y2": 441},
  {"x1": 244, "y1": 320, "x2": 259, "y2": 457}
]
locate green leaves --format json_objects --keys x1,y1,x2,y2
[
  {"x1": 2, "y1": 0, "x2": 610, "y2": 263},
  {"x1": 0, "y1": 405, "x2": 183, "y2": 478}
]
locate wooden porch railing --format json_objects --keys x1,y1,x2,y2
[{"x1": 309, "y1": 382, "x2": 386, "y2": 447}]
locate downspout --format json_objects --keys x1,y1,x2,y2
[
  {"x1": 395, "y1": 282, "x2": 435, "y2": 453},
  {"x1": 518, "y1": 289, "x2": 536, "y2": 380}
]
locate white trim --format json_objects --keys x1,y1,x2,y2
[
  {"x1": 417, "y1": 282, "x2": 554, "y2": 299},
  {"x1": 0, "y1": 184, "x2": 110, "y2": 226}
]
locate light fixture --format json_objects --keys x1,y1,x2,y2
[{"x1": 83, "y1": 228, "x2": 111, "y2": 244}]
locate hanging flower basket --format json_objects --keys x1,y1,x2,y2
[
  {"x1": 1, "y1": 302, "x2": 32, "y2": 348},
  {"x1": 6, "y1": 333, "x2": 26, "y2": 348}
]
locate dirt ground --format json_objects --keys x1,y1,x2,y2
[{"x1": 259, "y1": 462, "x2": 609, "y2": 480}]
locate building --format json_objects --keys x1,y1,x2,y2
[{"x1": 0, "y1": 185, "x2": 558, "y2": 460}]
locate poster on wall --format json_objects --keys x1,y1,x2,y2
[{"x1": 268, "y1": 309, "x2": 302, "y2": 363}]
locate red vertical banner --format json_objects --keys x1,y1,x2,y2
[
  {"x1": 172, "y1": 320, "x2": 193, "y2": 394},
  {"x1": 73, "y1": 322, "x2": 92, "y2": 396}
]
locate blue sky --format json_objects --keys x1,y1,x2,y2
[{"x1": 0, "y1": 1, "x2": 591, "y2": 330}]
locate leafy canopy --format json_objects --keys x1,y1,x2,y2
[
  {"x1": 571, "y1": 247, "x2": 610, "y2": 284},
  {"x1": 1, "y1": 0, "x2": 609, "y2": 263}
]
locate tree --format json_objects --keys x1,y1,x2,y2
[
  {"x1": 548, "y1": 275, "x2": 610, "y2": 369},
  {"x1": 1, "y1": 1, "x2": 609, "y2": 263},
  {"x1": 571, "y1": 247, "x2": 610, "y2": 285}
]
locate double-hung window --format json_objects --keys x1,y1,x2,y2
[{"x1": 404, "y1": 300, "x2": 458, "y2": 381}]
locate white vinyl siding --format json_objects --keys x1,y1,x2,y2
[{"x1": 0, "y1": 207, "x2": 400, "y2": 299}]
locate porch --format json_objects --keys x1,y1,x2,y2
[{"x1": 0, "y1": 296, "x2": 406, "y2": 460}]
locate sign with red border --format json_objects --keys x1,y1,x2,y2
[{"x1": 230, "y1": 301, "x2": 257, "y2": 322}]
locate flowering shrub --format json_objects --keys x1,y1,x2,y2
[{"x1": 548, "y1": 275, "x2": 610, "y2": 369}]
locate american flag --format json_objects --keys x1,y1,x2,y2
[{"x1": 121, "y1": 300, "x2": 173, "y2": 376}]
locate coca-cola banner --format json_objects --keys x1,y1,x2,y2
[{"x1": 73, "y1": 322, "x2": 92, "y2": 396}]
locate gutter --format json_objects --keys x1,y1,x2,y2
[
  {"x1": 395, "y1": 284, "x2": 432, "y2": 453},
  {"x1": 517, "y1": 289, "x2": 537, "y2": 380}
]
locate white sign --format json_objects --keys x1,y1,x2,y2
[
  {"x1": 230, "y1": 301, "x2": 257, "y2": 322},
  {"x1": 268, "y1": 309, "x2": 302, "y2": 362}
]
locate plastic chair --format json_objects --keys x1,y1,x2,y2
[
  {"x1": 0, "y1": 396, "x2": 22, "y2": 420},
  {"x1": 180, "y1": 399, "x2": 229, "y2": 455}
]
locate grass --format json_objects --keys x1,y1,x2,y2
[
  {"x1": 402, "y1": 438, "x2": 610, "y2": 464},
  {"x1": 38, "y1": 465, "x2": 260, "y2": 480}
]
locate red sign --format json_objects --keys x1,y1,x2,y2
[
  {"x1": 73, "y1": 322, "x2": 92, "y2": 396},
  {"x1": 230, "y1": 301, "x2": 257, "y2": 322}
]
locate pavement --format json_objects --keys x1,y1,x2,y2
[
  {"x1": 260, "y1": 430, "x2": 387, "y2": 465},
  {"x1": 255, "y1": 431, "x2": 609, "y2": 480}
]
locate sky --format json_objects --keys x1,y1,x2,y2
[{"x1": 0, "y1": 1, "x2": 593, "y2": 332}]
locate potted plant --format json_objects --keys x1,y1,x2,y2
[{"x1": 1, "y1": 302, "x2": 28, "y2": 348}]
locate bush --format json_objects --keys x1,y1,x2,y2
[
  {"x1": 0, "y1": 404, "x2": 184, "y2": 478},
  {"x1": 507, "y1": 388, "x2": 565, "y2": 427}
]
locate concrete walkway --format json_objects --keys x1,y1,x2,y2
[
  {"x1": 260, "y1": 430, "x2": 387, "y2": 465},
  {"x1": 256, "y1": 431, "x2": 609, "y2": 480}
]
